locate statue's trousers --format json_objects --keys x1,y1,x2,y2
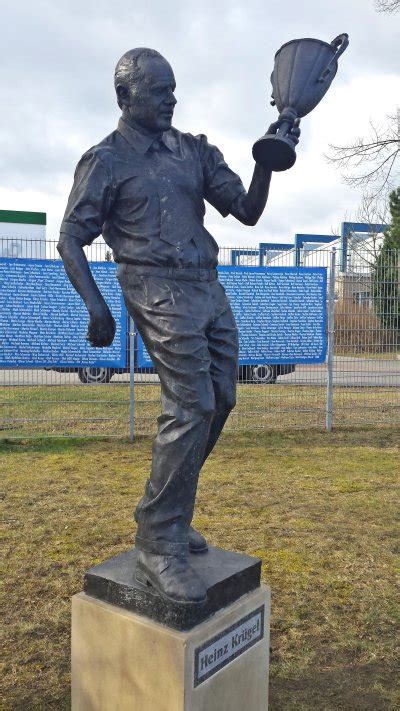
[{"x1": 117, "y1": 265, "x2": 238, "y2": 555}]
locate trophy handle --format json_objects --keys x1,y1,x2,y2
[{"x1": 318, "y1": 33, "x2": 349, "y2": 83}]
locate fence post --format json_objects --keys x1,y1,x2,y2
[
  {"x1": 129, "y1": 317, "x2": 135, "y2": 442},
  {"x1": 326, "y1": 248, "x2": 336, "y2": 432}
]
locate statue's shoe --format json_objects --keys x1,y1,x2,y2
[
  {"x1": 136, "y1": 551, "x2": 207, "y2": 604},
  {"x1": 189, "y1": 526, "x2": 208, "y2": 554}
]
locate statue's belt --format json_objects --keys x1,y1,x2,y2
[{"x1": 118, "y1": 264, "x2": 218, "y2": 282}]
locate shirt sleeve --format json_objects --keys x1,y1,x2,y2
[
  {"x1": 196, "y1": 134, "x2": 246, "y2": 217},
  {"x1": 60, "y1": 150, "x2": 113, "y2": 245}
]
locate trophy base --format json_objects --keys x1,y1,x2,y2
[{"x1": 252, "y1": 135, "x2": 296, "y2": 172}]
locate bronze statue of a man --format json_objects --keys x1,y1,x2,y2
[{"x1": 58, "y1": 47, "x2": 300, "y2": 604}]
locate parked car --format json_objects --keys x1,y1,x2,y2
[
  {"x1": 50, "y1": 334, "x2": 295, "y2": 384},
  {"x1": 73, "y1": 362, "x2": 294, "y2": 385}
]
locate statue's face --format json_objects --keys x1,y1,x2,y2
[{"x1": 123, "y1": 56, "x2": 177, "y2": 133}]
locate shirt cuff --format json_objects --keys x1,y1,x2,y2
[
  {"x1": 59, "y1": 223, "x2": 97, "y2": 247},
  {"x1": 215, "y1": 184, "x2": 246, "y2": 218}
]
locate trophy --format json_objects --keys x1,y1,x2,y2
[{"x1": 253, "y1": 33, "x2": 349, "y2": 171}]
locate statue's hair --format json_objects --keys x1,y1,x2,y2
[{"x1": 114, "y1": 48, "x2": 164, "y2": 108}]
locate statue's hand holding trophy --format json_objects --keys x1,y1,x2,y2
[
  {"x1": 266, "y1": 113, "x2": 301, "y2": 152},
  {"x1": 253, "y1": 33, "x2": 349, "y2": 171}
]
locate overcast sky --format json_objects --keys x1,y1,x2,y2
[{"x1": 0, "y1": 0, "x2": 399, "y2": 248}]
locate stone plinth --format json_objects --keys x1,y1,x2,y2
[{"x1": 71, "y1": 584, "x2": 270, "y2": 711}]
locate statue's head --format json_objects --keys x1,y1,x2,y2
[{"x1": 114, "y1": 48, "x2": 176, "y2": 133}]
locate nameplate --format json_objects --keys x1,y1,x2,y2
[{"x1": 194, "y1": 605, "x2": 265, "y2": 687}]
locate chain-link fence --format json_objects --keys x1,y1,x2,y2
[{"x1": 0, "y1": 237, "x2": 399, "y2": 438}]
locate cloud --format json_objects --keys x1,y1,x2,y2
[{"x1": 0, "y1": 0, "x2": 398, "y2": 244}]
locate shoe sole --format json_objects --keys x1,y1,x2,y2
[{"x1": 135, "y1": 563, "x2": 207, "y2": 605}]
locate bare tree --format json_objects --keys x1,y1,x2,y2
[
  {"x1": 374, "y1": 0, "x2": 400, "y2": 12},
  {"x1": 330, "y1": 192, "x2": 390, "y2": 272},
  {"x1": 327, "y1": 0, "x2": 399, "y2": 200},
  {"x1": 350, "y1": 192, "x2": 390, "y2": 269},
  {"x1": 327, "y1": 0, "x2": 399, "y2": 271},
  {"x1": 357, "y1": 192, "x2": 389, "y2": 227},
  {"x1": 326, "y1": 110, "x2": 399, "y2": 199}
]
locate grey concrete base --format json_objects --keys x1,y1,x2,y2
[{"x1": 71, "y1": 585, "x2": 270, "y2": 711}]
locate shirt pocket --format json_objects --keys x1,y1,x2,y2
[{"x1": 115, "y1": 175, "x2": 160, "y2": 231}]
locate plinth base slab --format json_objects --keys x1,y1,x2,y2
[{"x1": 84, "y1": 545, "x2": 261, "y2": 631}]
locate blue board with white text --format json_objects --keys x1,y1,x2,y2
[
  {"x1": 0, "y1": 258, "x2": 126, "y2": 368},
  {"x1": 0, "y1": 259, "x2": 327, "y2": 371},
  {"x1": 137, "y1": 266, "x2": 327, "y2": 367}
]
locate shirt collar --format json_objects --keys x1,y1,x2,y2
[{"x1": 117, "y1": 118, "x2": 175, "y2": 154}]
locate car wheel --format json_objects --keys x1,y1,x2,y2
[
  {"x1": 78, "y1": 367, "x2": 113, "y2": 384},
  {"x1": 251, "y1": 364, "x2": 277, "y2": 383},
  {"x1": 238, "y1": 364, "x2": 277, "y2": 384}
]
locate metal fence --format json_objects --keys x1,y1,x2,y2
[{"x1": 0, "y1": 237, "x2": 399, "y2": 438}]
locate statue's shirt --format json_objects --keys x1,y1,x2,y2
[{"x1": 60, "y1": 119, "x2": 245, "y2": 268}]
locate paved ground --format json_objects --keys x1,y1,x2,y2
[
  {"x1": 283, "y1": 357, "x2": 400, "y2": 387},
  {"x1": 1, "y1": 357, "x2": 399, "y2": 388}
]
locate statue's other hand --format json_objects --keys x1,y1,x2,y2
[
  {"x1": 86, "y1": 305, "x2": 116, "y2": 347},
  {"x1": 266, "y1": 119, "x2": 281, "y2": 135}
]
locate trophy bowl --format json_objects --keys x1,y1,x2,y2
[{"x1": 253, "y1": 33, "x2": 349, "y2": 171}]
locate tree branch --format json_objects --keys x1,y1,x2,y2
[
  {"x1": 325, "y1": 111, "x2": 400, "y2": 195},
  {"x1": 374, "y1": 0, "x2": 400, "y2": 13}
]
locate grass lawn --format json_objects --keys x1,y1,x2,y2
[
  {"x1": 1, "y1": 383, "x2": 399, "y2": 438},
  {"x1": 1, "y1": 427, "x2": 399, "y2": 709}
]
